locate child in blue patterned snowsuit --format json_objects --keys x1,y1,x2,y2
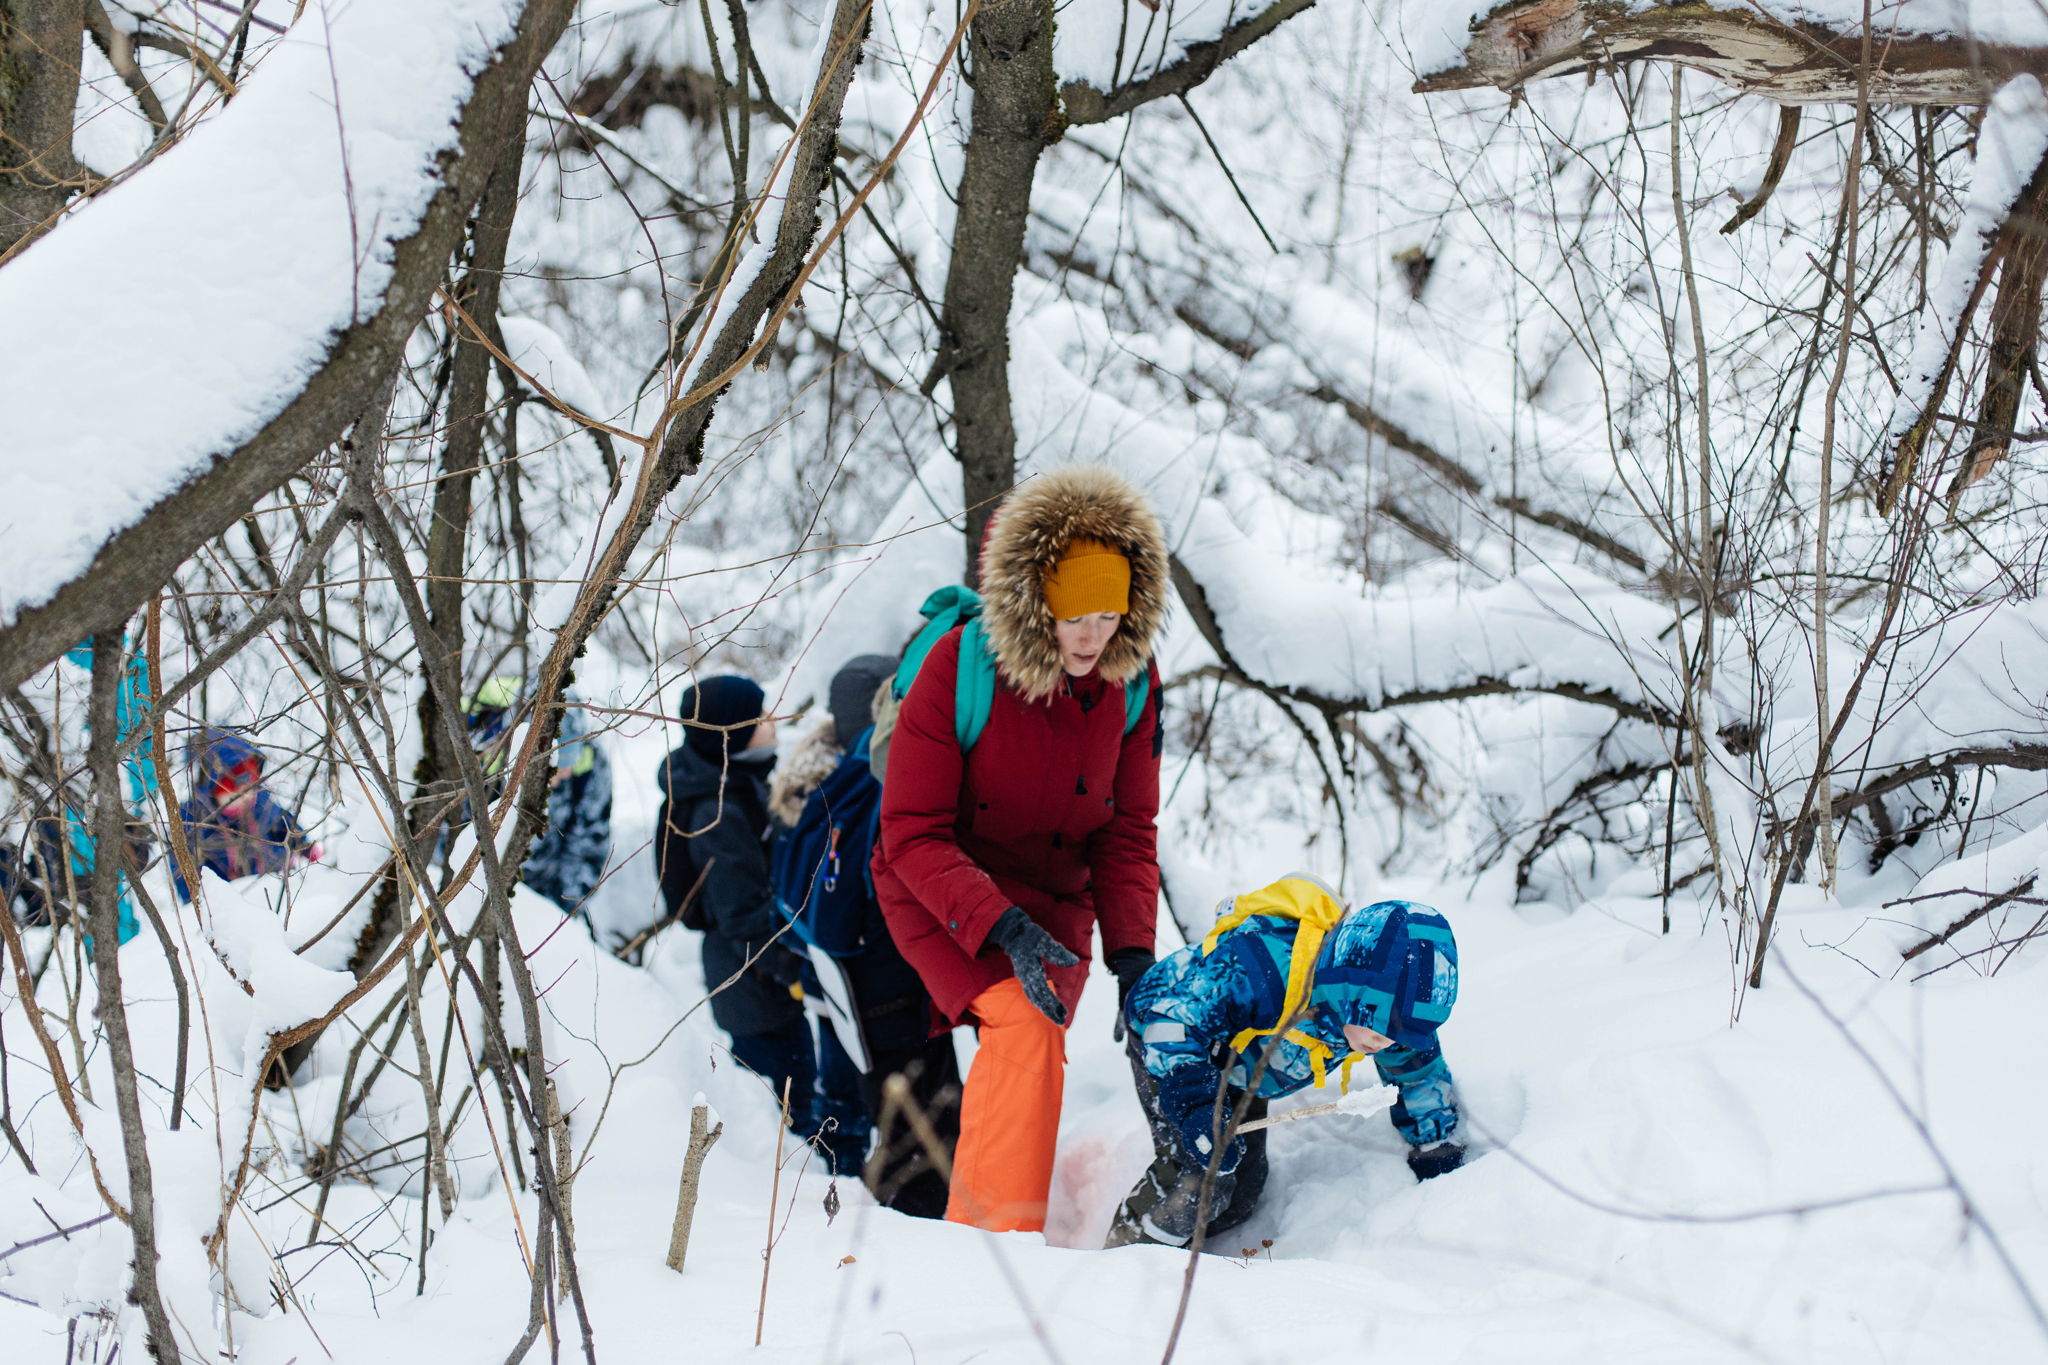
[
  {"x1": 1114, "y1": 874, "x2": 1463, "y2": 1246},
  {"x1": 175, "y1": 731, "x2": 318, "y2": 900},
  {"x1": 522, "y1": 704, "x2": 612, "y2": 912},
  {"x1": 464, "y1": 679, "x2": 613, "y2": 915}
]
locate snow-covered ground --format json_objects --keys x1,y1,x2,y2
[{"x1": 9, "y1": 765, "x2": 2041, "y2": 1363}]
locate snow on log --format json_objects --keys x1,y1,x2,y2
[
  {"x1": 1168, "y1": 509, "x2": 1680, "y2": 724},
  {"x1": 1880, "y1": 76, "x2": 2048, "y2": 509},
  {"x1": 1411, "y1": 1, "x2": 2048, "y2": 105},
  {"x1": 0, "y1": 0, "x2": 576, "y2": 693},
  {"x1": 1007, "y1": 315, "x2": 1689, "y2": 727}
]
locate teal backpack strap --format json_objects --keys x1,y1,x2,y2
[
  {"x1": 1122, "y1": 664, "x2": 1152, "y2": 736},
  {"x1": 954, "y1": 618, "x2": 998, "y2": 751},
  {"x1": 894, "y1": 585, "x2": 983, "y2": 701}
]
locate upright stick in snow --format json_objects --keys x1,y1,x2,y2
[
  {"x1": 1667, "y1": 69, "x2": 1734, "y2": 948},
  {"x1": 757, "y1": 1079, "x2": 791, "y2": 1346},
  {"x1": 666, "y1": 1101, "x2": 725, "y2": 1273}
]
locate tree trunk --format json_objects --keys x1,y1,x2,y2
[
  {"x1": 85, "y1": 638, "x2": 181, "y2": 1362},
  {"x1": 932, "y1": 0, "x2": 1319, "y2": 575},
  {"x1": 0, "y1": 0, "x2": 86, "y2": 256},
  {"x1": 931, "y1": 0, "x2": 1057, "y2": 576},
  {"x1": 427, "y1": 149, "x2": 523, "y2": 702},
  {"x1": 401, "y1": 139, "x2": 527, "y2": 895}
]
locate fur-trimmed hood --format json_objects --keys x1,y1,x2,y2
[
  {"x1": 766, "y1": 718, "x2": 844, "y2": 826},
  {"x1": 979, "y1": 465, "x2": 1169, "y2": 705}
]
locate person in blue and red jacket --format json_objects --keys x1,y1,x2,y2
[
  {"x1": 872, "y1": 464, "x2": 1170, "y2": 1234},
  {"x1": 174, "y1": 730, "x2": 319, "y2": 900}
]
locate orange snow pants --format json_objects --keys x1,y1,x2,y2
[{"x1": 946, "y1": 978, "x2": 1068, "y2": 1232}]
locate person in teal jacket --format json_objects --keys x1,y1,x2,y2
[{"x1": 1113, "y1": 874, "x2": 1463, "y2": 1247}]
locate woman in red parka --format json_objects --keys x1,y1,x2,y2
[{"x1": 872, "y1": 464, "x2": 1169, "y2": 1232}]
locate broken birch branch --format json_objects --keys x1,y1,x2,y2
[{"x1": 1235, "y1": 1084, "x2": 1397, "y2": 1134}]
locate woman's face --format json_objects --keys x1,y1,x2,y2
[{"x1": 1054, "y1": 612, "x2": 1122, "y2": 677}]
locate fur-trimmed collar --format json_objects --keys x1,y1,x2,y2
[
  {"x1": 979, "y1": 465, "x2": 1169, "y2": 705},
  {"x1": 767, "y1": 718, "x2": 843, "y2": 826}
]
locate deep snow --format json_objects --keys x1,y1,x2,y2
[{"x1": 9, "y1": 722, "x2": 2045, "y2": 1363}]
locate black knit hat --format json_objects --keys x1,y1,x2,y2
[
  {"x1": 828, "y1": 654, "x2": 894, "y2": 750},
  {"x1": 677, "y1": 675, "x2": 767, "y2": 762}
]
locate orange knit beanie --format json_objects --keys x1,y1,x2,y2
[{"x1": 1042, "y1": 537, "x2": 1130, "y2": 619}]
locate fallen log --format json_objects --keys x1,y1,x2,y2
[{"x1": 1417, "y1": 1, "x2": 2048, "y2": 106}]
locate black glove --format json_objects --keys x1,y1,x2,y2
[
  {"x1": 1105, "y1": 948, "x2": 1155, "y2": 1042},
  {"x1": 986, "y1": 906, "x2": 1079, "y2": 1025},
  {"x1": 1407, "y1": 1140, "x2": 1465, "y2": 1181}
]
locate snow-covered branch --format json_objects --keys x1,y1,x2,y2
[
  {"x1": 1881, "y1": 76, "x2": 2048, "y2": 510},
  {"x1": 1174, "y1": 303, "x2": 1651, "y2": 573},
  {"x1": 1170, "y1": 554, "x2": 1681, "y2": 727},
  {"x1": 0, "y1": 0, "x2": 576, "y2": 693},
  {"x1": 1059, "y1": 0, "x2": 1318, "y2": 125}
]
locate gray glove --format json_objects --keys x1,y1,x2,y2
[{"x1": 987, "y1": 906, "x2": 1079, "y2": 1025}]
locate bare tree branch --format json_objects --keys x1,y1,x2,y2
[
  {"x1": 85, "y1": 637, "x2": 180, "y2": 1362},
  {"x1": 654, "y1": 0, "x2": 872, "y2": 474},
  {"x1": 83, "y1": 1, "x2": 168, "y2": 133},
  {"x1": 1060, "y1": 0, "x2": 1318, "y2": 126}
]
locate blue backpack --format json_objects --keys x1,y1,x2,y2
[
  {"x1": 893, "y1": 585, "x2": 1150, "y2": 747},
  {"x1": 772, "y1": 729, "x2": 886, "y2": 957}
]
